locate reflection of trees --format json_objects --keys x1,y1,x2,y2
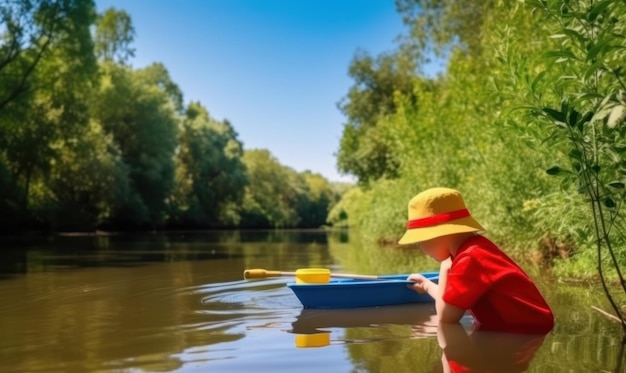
[
  {"x1": 615, "y1": 342, "x2": 625, "y2": 373},
  {"x1": 0, "y1": 230, "x2": 342, "y2": 371},
  {"x1": 326, "y1": 229, "x2": 350, "y2": 243},
  {"x1": 344, "y1": 327, "x2": 442, "y2": 372},
  {"x1": 1, "y1": 230, "x2": 338, "y2": 276},
  {"x1": 0, "y1": 257, "x2": 249, "y2": 372},
  {"x1": 527, "y1": 285, "x2": 624, "y2": 371}
]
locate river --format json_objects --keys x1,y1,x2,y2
[{"x1": 0, "y1": 230, "x2": 623, "y2": 372}]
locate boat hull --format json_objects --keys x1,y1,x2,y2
[{"x1": 287, "y1": 272, "x2": 438, "y2": 309}]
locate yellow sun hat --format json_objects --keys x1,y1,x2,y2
[{"x1": 398, "y1": 187, "x2": 485, "y2": 245}]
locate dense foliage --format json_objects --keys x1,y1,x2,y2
[
  {"x1": 333, "y1": 0, "x2": 626, "y2": 282},
  {"x1": 0, "y1": 1, "x2": 342, "y2": 232}
]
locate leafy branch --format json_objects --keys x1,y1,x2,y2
[{"x1": 520, "y1": 0, "x2": 626, "y2": 336}]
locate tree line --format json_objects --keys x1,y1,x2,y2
[{"x1": 0, "y1": 1, "x2": 347, "y2": 233}]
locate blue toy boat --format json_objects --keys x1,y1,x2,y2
[{"x1": 287, "y1": 272, "x2": 438, "y2": 309}]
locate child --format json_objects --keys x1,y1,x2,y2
[{"x1": 400, "y1": 187, "x2": 554, "y2": 334}]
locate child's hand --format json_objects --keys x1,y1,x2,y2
[{"x1": 406, "y1": 273, "x2": 432, "y2": 294}]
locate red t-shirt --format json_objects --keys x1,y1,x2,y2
[{"x1": 442, "y1": 235, "x2": 554, "y2": 334}]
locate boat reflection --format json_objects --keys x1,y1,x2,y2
[{"x1": 290, "y1": 303, "x2": 437, "y2": 348}]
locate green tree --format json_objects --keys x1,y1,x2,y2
[
  {"x1": 327, "y1": 185, "x2": 362, "y2": 228},
  {"x1": 47, "y1": 121, "x2": 128, "y2": 230},
  {"x1": 92, "y1": 62, "x2": 180, "y2": 228},
  {"x1": 94, "y1": 7, "x2": 135, "y2": 64},
  {"x1": 298, "y1": 171, "x2": 338, "y2": 228},
  {"x1": 395, "y1": 0, "x2": 491, "y2": 59},
  {"x1": 170, "y1": 102, "x2": 247, "y2": 227},
  {"x1": 0, "y1": 0, "x2": 98, "y2": 229},
  {"x1": 239, "y1": 149, "x2": 299, "y2": 228},
  {"x1": 0, "y1": 0, "x2": 97, "y2": 111},
  {"x1": 337, "y1": 51, "x2": 418, "y2": 184}
]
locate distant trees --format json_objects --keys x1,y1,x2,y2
[
  {"x1": 171, "y1": 103, "x2": 248, "y2": 227},
  {"x1": 0, "y1": 2, "x2": 349, "y2": 232},
  {"x1": 238, "y1": 150, "x2": 340, "y2": 228}
]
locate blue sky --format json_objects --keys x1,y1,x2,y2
[{"x1": 95, "y1": 0, "x2": 408, "y2": 183}]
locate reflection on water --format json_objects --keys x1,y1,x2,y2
[
  {"x1": 291, "y1": 303, "x2": 439, "y2": 336},
  {"x1": 0, "y1": 230, "x2": 623, "y2": 373},
  {"x1": 290, "y1": 304, "x2": 439, "y2": 349},
  {"x1": 0, "y1": 230, "x2": 333, "y2": 277}
]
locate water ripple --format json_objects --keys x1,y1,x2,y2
[{"x1": 198, "y1": 278, "x2": 302, "y2": 311}]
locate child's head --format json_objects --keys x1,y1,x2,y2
[{"x1": 398, "y1": 187, "x2": 485, "y2": 246}]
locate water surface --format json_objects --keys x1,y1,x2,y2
[{"x1": 0, "y1": 230, "x2": 623, "y2": 372}]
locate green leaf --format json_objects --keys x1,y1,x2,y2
[
  {"x1": 613, "y1": 144, "x2": 626, "y2": 153},
  {"x1": 562, "y1": 28, "x2": 585, "y2": 45},
  {"x1": 568, "y1": 109, "x2": 580, "y2": 128},
  {"x1": 511, "y1": 104, "x2": 539, "y2": 114},
  {"x1": 605, "y1": 148, "x2": 622, "y2": 163},
  {"x1": 588, "y1": 0, "x2": 613, "y2": 22},
  {"x1": 587, "y1": 39, "x2": 612, "y2": 61},
  {"x1": 583, "y1": 59, "x2": 605, "y2": 83},
  {"x1": 572, "y1": 93, "x2": 604, "y2": 106},
  {"x1": 543, "y1": 107, "x2": 566, "y2": 122},
  {"x1": 568, "y1": 148, "x2": 583, "y2": 161},
  {"x1": 546, "y1": 166, "x2": 564, "y2": 175},
  {"x1": 608, "y1": 181, "x2": 625, "y2": 189},
  {"x1": 542, "y1": 50, "x2": 578, "y2": 61},
  {"x1": 531, "y1": 71, "x2": 546, "y2": 92},
  {"x1": 603, "y1": 197, "x2": 616, "y2": 208},
  {"x1": 557, "y1": 75, "x2": 577, "y2": 81}
]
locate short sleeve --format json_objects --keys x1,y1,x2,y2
[{"x1": 443, "y1": 253, "x2": 491, "y2": 309}]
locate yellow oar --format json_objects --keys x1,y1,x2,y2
[{"x1": 243, "y1": 268, "x2": 380, "y2": 284}]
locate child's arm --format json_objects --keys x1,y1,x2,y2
[
  {"x1": 407, "y1": 258, "x2": 465, "y2": 323},
  {"x1": 435, "y1": 258, "x2": 465, "y2": 323}
]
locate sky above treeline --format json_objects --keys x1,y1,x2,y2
[{"x1": 95, "y1": 0, "x2": 408, "y2": 183}]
